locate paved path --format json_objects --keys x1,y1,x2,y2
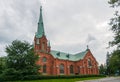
[{"x1": 77, "y1": 77, "x2": 120, "y2": 82}]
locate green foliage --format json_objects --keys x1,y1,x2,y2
[
  {"x1": 5, "y1": 40, "x2": 40, "y2": 75},
  {"x1": 0, "y1": 57, "x2": 6, "y2": 74},
  {"x1": 108, "y1": 50, "x2": 120, "y2": 74},
  {"x1": 6, "y1": 40, "x2": 37, "y2": 69},
  {"x1": 109, "y1": 12, "x2": 120, "y2": 48},
  {"x1": 108, "y1": 0, "x2": 120, "y2": 7},
  {"x1": 0, "y1": 68, "x2": 21, "y2": 81},
  {"x1": 108, "y1": 0, "x2": 120, "y2": 48},
  {"x1": 2, "y1": 68, "x2": 19, "y2": 75},
  {"x1": 1, "y1": 40, "x2": 40, "y2": 81},
  {"x1": 99, "y1": 64, "x2": 106, "y2": 75},
  {"x1": 108, "y1": 0, "x2": 120, "y2": 75},
  {"x1": 0, "y1": 74, "x2": 106, "y2": 81}
]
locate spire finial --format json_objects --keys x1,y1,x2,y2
[
  {"x1": 40, "y1": 6, "x2": 42, "y2": 11},
  {"x1": 87, "y1": 45, "x2": 89, "y2": 49}
]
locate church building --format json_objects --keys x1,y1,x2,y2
[{"x1": 34, "y1": 7, "x2": 99, "y2": 75}]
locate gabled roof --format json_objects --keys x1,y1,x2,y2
[{"x1": 50, "y1": 49, "x2": 88, "y2": 61}]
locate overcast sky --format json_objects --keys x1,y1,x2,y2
[{"x1": 0, "y1": 0, "x2": 117, "y2": 64}]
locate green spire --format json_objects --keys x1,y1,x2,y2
[{"x1": 36, "y1": 6, "x2": 45, "y2": 38}]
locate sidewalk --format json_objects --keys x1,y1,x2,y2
[{"x1": 76, "y1": 77, "x2": 120, "y2": 82}]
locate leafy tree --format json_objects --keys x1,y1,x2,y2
[
  {"x1": 109, "y1": 50, "x2": 120, "y2": 74},
  {"x1": 5, "y1": 40, "x2": 40, "y2": 75},
  {"x1": 108, "y1": 0, "x2": 120, "y2": 7},
  {"x1": 99, "y1": 64, "x2": 106, "y2": 75},
  {"x1": 108, "y1": 0, "x2": 120, "y2": 48},
  {"x1": 0, "y1": 57, "x2": 6, "y2": 74},
  {"x1": 108, "y1": 0, "x2": 120, "y2": 75}
]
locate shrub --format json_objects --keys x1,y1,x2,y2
[
  {"x1": 0, "y1": 74, "x2": 106, "y2": 81},
  {"x1": 2, "y1": 68, "x2": 18, "y2": 75},
  {"x1": 21, "y1": 74, "x2": 106, "y2": 80}
]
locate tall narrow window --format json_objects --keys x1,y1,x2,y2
[
  {"x1": 70, "y1": 65, "x2": 74, "y2": 74},
  {"x1": 59, "y1": 64, "x2": 64, "y2": 74},
  {"x1": 42, "y1": 42, "x2": 45, "y2": 51},
  {"x1": 36, "y1": 38, "x2": 39, "y2": 44},
  {"x1": 77, "y1": 66, "x2": 80, "y2": 74},
  {"x1": 43, "y1": 65, "x2": 46, "y2": 73},
  {"x1": 88, "y1": 59, "x2": 92, "y2": 67}
]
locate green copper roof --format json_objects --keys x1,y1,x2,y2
[
  {"x1": 35, "y1": 6, "x2": 45, "y2": 38},
  {"x1": 50, "y1": 49, "x2": 88, "y2": 61}
]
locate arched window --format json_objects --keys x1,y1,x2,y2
[
  {"x1": 42, "y1": 57, "x2": 47, "y2": 62},
  {"x1": 59, "y1": 64, "x2": 64, "y2": 74},
  {"x1": 43, "y1": 65, "x2": 46, "y2": 73},
  {"x1": 42, "y1": 42, "x2": 45, "y2": 51},
  {"x1": 36, "y1": 38, "x2": 39, "y2": 44},
  {"x1": 70, "y1": 65, "x2": 74, "y2": 74},
  {"x1": 88, "y1": 59, "x2": 92, "y2": 67}
]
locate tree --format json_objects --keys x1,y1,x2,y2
[
  {"x1": 108, "y1": 0, "x2": 120, "y2": 7},
  {"x1": 5, "y1": 40, "x2": 40, "y2": 75},
  {"x1": 0, "y1": 57, "x2": 6, "y2": 74},
  {"x1": 108, "y1": 0, "x2": 120, "y2": 75},
  {"x1": 109, "y1": 50, "x2": 120, "y2": 74},
  {"x1": 108, "y1": 0, "x2": 120, "y2": 48},
  {"x1": 99, "y1": 64, "x2": 106, "y2": 75}
]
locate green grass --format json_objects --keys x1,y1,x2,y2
[{"x1": 11, "y1": 77, "x2": 104, "y2": 82}]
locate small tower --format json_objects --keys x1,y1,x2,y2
[
  {"x1": 47, "y1": 41, "x2": 51, "y2": 53},
  {"x1": 34, "y1": 6, "x2": 51, "y2": 53}
]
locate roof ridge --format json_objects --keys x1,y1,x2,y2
[
  {"x1": 51, "y1": 50, "x2": 73, "y2": 55},
  {"x1": 51, "y1": 49, "x2": 88, "y2": 55},
  {"x1": 75, "y1": 50, "x2": 88, "y2": 55}
]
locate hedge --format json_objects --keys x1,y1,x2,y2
[{"x1": 0, "y1": 74, "x2": 106, "y2": 81}]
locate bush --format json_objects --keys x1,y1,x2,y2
[
  {"x1": 2, "y1": 68, "x2": 19, "y2": 76},
  {"x1": 22, "y1": 75, "x2": 40, "y2": 80},
  {"x1": 0, "y1": 74, "x2": 106, "y2": 81},
  {"x1": 21, "y1": 74, "x2": 106, "y2": 80},
  {"x1": 0, "y1": 74, "x2": 22, "y2": 81},
  {"x1": 0, "y1": 68, "x2": 21, "y2": 81}
]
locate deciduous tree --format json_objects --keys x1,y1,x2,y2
[
  {"x1": 5, "y1": 40, "x2": 40, "y2": 75},
  {"x1": 108, "y1": 0, "x2": 120, "y2": 75}
]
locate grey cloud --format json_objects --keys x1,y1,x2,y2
[
  {"x1": 86, "y1": 34, "x2": 96, "y2": 43},
  {"x1": 0, "y1": 0, "x2": 40, "y2": 43},
  {"x1": 0, "y1": 0, "x2": 115, "y2": 64}
]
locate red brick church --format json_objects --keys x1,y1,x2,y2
[{"x1": 34, "y1": 7, "x2": 99, "y2": 75}]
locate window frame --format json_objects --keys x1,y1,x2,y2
[
  {"x1": 36, "y1": 38, "x2": 39, "y2": 44},
  {"x1": 70, "y1": 65, "x2": 74, "y2": 74},
  {"x1": 59, "y1": 64, "x2": 64, "y2": 74},
  {"x1": 42, "y1": 57, "x2": 47, "y2": 62},
  {"x1": 43, "y1": 64, "x2": 47, "y2": 73}
]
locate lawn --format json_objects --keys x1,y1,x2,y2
[{"x1": 11, "y1": 77, "x2": 104, "y2": 82}]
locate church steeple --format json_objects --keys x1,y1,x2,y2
[
  {"x1": 35, "y1": 6, "x2": 45, "y2": 38},
  {"x1": 34, "y1": 6, "x2": 51, "y2": 53}
]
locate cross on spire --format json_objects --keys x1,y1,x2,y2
[{"x1": 87, "y1": 45, "x2": 89, "y2": 49}]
